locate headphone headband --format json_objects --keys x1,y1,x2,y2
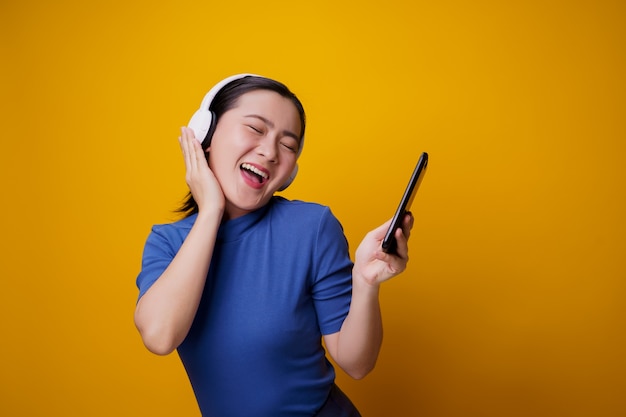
[{"x1": 198, "y1": 73, "x2": 259, "y2": 117}]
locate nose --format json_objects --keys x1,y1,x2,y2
[{"x1": 257, "y1": 136, "x2": 278, "y2": 163}]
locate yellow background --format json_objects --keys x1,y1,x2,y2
[{"x1": 1, "y1": 0, "x2": 624, "y2": 416}]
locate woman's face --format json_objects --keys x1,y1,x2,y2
[{"x1": 207, "y1": 89, "x2": 302, "y2": 220}]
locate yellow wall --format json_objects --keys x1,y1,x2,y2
[{"x1": 1, "y1": 0, "x2": 624, "y2": 416}]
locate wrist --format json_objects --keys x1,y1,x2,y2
[
  {"x1": 352, "y1": 271, "x2": 381, "y2": 296},
  {"x1": 195, "y1": 206, "x2": 224, "y2": 224}
]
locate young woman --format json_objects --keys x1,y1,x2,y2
[{"x1": 135, "y1": 75, "x2": 413, "y2": 417}]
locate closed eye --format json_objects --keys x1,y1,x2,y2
[
  {"x1": 246, "y1": 125, "x2": 263, "y2": 134},
  {"x1": 281, "y1": 140, "x2": 299, "y2": 153}
]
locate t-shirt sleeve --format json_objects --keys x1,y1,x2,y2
[
  {"x1": 135, "y1": 225, "x2": 180, "y2": 300},
  {"x1": 311, "y1": 208, "x2": 354, "y2": 335}
]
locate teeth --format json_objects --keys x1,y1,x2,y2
[{"x1": 241, "y1": 163, "x2": 268, "y2": 179}]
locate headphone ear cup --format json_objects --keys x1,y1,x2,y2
[
  {"x1": 188, "y1": 109, "x2": 214, "y2": 149},
  {"x1": 278, "y1": 164, "x2": 299, "y2": 191}
]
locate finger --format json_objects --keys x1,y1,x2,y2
[
  {"x1": 181, "y1": 128, "x2": 201, "y2": 177},
  {"x1": 401, "y1": 212, "x2": 415, "y2": 240},
  {"x1": 184, "y1": 127, "x2": 203, "y2": 170},
  {"x1": 394, "y1": 227, "x2": 409, "y2": 260},
  {"x1": 373, "y1": 244, "x2": 407, "y2": 276},
  {"x1": 179, "y1": 128, "x2": 194, "y2": 171},
  {"x1": 370, "y1": 218, "x2": 394, "y2": 240},
  {"x1": 191, "y1": 134, "x2": 207, "y2": 166}
]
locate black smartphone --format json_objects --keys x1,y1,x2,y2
[{"x1": 381, "y1": 152, "x2": 429, "y2": 254}]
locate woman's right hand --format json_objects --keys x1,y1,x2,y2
[
  {"x1": 136, "y1": 128, "x2": 224, "y2": 355},
  {"x1": 179, "y1": 127, "x2": 225, "y2": 214}
]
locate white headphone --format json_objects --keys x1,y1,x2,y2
[{"x1": 187, "y1": 73, "x2": 301, "y2": 191}]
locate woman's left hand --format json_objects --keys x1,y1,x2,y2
[
  {"x1": 353, "y1": 213, "x2": 414, "y2": 287},
  {"x1": 327, "y1": 213, "x2": 414, "y2": 378}
]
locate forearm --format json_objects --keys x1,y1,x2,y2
[
  {"x1": 134, "y1": 210, "x2": 221, "y2": 355},
  {"x1": 333, "y1": 275, "x2": 383, "y2": 379},
  {"x1": 329, "y1": 215, "x2": 412, "y2": 377}
]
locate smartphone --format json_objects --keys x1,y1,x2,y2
[{"x1": 381, "y1": 152, "x2": 429, "y2": 254}]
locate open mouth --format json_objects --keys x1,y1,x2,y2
[{"x1": 240, "y1": 163, "x2": 269, "y2": 185}]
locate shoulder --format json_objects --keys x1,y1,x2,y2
[
  {"x1": 267, "y1": 197, "x2": 346, "y2": 243},
  {"x1": 152, "y1": 214, "x2": 196, "y2": 232},
  {"x1": 269, "y1": 196, "x2": 339, "y2": 226},
  {"x1": 270, "y1": 196, "x2": 333, "y2": 216},
  {"x1": 145, "y1": 214, "x2": 197, "y2": 250}
]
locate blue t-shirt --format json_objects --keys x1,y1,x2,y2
[{"x1": 136, "y1": 197, "x2": 354, "y2": 417}]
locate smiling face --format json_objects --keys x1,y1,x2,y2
[{"x1": 207, "y1": 89, "x2": 303, "y2": 220}]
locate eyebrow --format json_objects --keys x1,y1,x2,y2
[{"x1": 244, "y1": 114, "x2": 300, "y2": 142}]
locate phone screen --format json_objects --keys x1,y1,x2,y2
[{"x1": 381, "y1": 152, "x2": 429, "y2": 254}]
